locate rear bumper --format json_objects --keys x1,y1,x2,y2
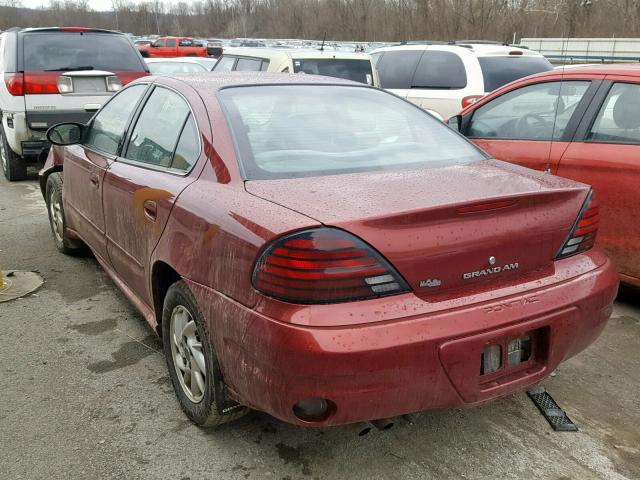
[{"x1": 186, "y1": 250, "x2": 618, "y2": 426}]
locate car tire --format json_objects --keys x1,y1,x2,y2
[
  {"x1": 1, "y1": 123, "x2": 27, "y2": 181},
  {"x1": 162, "y1": 280, "x2": 248, "y2": 427},
  {"x1": 45, "y1": 172, "x2": 83, "y2": 254}
]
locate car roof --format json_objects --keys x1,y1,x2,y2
[
  {"x1": 371, "y1": 43, "x2": 543, "y2": 58},
  {"x1": 541, "y1": 63, "x2": 640, "y2": 76},
  {"x1": 221, "y1": 47, "x2": 372, "y2": 61},
  {"x1": 145, "y1": 58, "x2": 209, "y2": 64},
  {"x1": 14, "y1": 27, "x2": 123, "y2": 35},
  {"x1": 148, "y1": 71, "x2": 358, "y2": 91}
]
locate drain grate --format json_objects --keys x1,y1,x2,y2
[{"x1": 527, "y1": 386, "x2": 578, "y2": 432}]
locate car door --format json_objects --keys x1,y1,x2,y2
[
  {"x1": 102, "y1": 84, "x2": 204, "y2": 304},
  {"x1": 63, "y1": 84, "x2": 148, "y2": 261},
  {"x1": 162, "y1": 38, "x2": 177, "y2": 58},
  {"x1": 465, "y1": 79, "x2": 597, "y2": 173},
  {"x1": 558, "y1": 79, "x2": 640, "y2": 282}
]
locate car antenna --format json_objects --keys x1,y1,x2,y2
[
  {"x1": 546, "y1": 36, "x2": 568, "y2": 175},
  {"x1": 320, "y1": 32, "x2": 326, "y2": 52}
]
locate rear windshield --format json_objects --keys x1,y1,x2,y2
[
  {"x1": 479, "y1": 56, "x2": 552, "y2": 92},
  {"x1": 219, "y1": 85, "x2": 484, "y2": 180},
  {"x1": 23, "y1": 32, "x2": 145, "y2": 72},
  {"x1": 292, "y1": 59, "x2": 373, "y2": 85}
]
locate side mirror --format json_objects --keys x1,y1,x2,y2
[
  {"x1": 47, "y1": 122, "x2": 84, "y2": 146},
  {"x1": 447, "y1": 115, "x2": 462, "y2": 132}
]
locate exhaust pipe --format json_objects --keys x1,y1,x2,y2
[
  {"x1": 357, "y1": 423, "x2": 373, "y2": 436},
  {"x1": 370, "y1": 418, "x2": 395, "y2": 430}
]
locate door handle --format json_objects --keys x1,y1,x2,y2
[
  {"x1": 89, "y1": 172, "x2": 100, "y2": 187},
  {"x1": 143, "y1": 200, "x2": 157, "y2": 221}
]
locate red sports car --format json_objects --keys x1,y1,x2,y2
[
  {"x1": 449, "y1": 64, "x2": 640, "y2": 287},
  {"x1": 40, "y1": 73, "x2": 618, "y2": 429}
]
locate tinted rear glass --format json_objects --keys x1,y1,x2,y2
[
  {"x1": 412, "y1": 51, "x2": 467, "y2": 89},
  {"x1": 479, "y1": 56, "x2": 553, "y2": 92},
  {"x1": 220, "y1": 85, "x2": 484, "y2": 180},
  {"x1": 235, "y1": 58, "x2": 263, "y2": 71},
  {"x1": 293, "y1": 59, "x2": 373, "y2": 85},
  {"x1": 23, "y1": 32, "x2": 145, "y2": 72},
  {"x1": 375, "y1": 50, "x2": 422, "y2": 89}
]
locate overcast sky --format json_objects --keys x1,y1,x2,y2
[{"x1": 20, "y1": 0, "x2": 200, "y2": 12}]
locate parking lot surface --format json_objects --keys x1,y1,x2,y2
[{"x1": 1, "y1": 171, "x2": 639, "y2": 480}]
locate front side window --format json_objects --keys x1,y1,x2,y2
[
  {"x1": 124, "y1": 87, "x2": 190, "y2": 167},
  {"x1": 152, "y1": 39, "x2": 164, "y2": 48},
  {"x1": 293, "y1": 59, "x2": 373, "y2": 85},
  {"x1": 588, "y1": 82, "x2": 640, "y2": 144},
  {"x1": 468, "y1": 81, "x2": 590, "y2": 140},
  {"x1": 213, "y1": 56, "x2": 236, "y2": 72},
  {"x1": 84, "y1": 85, "x2": 147, "y2": 155},
  {"x1": 375, "y1": 50, "x2": 422, "y2": 89},
  {"x1": 412, "y1": 51, "x2": 467, "y2": 89},
  {"x1": 219, "y1": 85, "x2": 484, "y2": 180},
  {"x1": 166, "y1": 39, "x2": 176, "y2": 48}
]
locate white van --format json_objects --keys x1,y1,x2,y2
[{"x1": 371, "y1": 43, "x2": 552, "y2": 120}]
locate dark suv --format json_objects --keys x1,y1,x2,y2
[{"x1": 0, "y1": 27, "x2": 149, "y2": 180}]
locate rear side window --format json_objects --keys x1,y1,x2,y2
[
  {"x1": 125, "y1": 87, "x2": 190, "y2": 168},
  {"x1": 84, "y1": 85, "x2": 147, "y2": 155},
  {"x1": 172, "y1": 114, "x2": 200, "y2": 171},
  {"x1": 375, "y1": 50, "x2": 422, "y2": 89},
  {"x1": 235, "y1": 58, "x2": 263, "y2": 71},
  {"x1": 23, "y1": 32, "x2": 145, "y2": 72},
  {"x1": 179, "y1": 39, "x2": 193, "y2": 47},
  {"x1": 213, "y1": 56, "x2": 236, "y2": 72},
  {"x1": 588, "y1": 83, "x2": 640, "y2": 144},
  {"x1": 478, "y1": 56, "x2": 553, "y2": 92},
  {"x1": 293, "y1": 59, "x2": 373, "y2": 85},
  {"x1": 412, "y1": 51, "x2": 467, "y2": 89}
]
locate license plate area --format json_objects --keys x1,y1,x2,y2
[{"x1": 478, "y1": 327, "x2": 549, "y2": 388}]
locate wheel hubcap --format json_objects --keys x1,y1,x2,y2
[
  {"x1": 49, "y1": 190, "x2": 64, "y2": 243},
  {"x1": 170, "y1": 305, "x2": 206, "y2": 403},
  {"x1": 0, "y1": 136, "x2": 7, "y2": 172}
]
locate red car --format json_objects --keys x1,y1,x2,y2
[
  {"x1": 138, "y1": 37, "x2": 213, "y2": 58},
  {"x1": 449, "y1": 64, "x2": 640, "y2": 287},
  {"x1": 40, "y1": 73, "x2": 618, "y2": 429}
]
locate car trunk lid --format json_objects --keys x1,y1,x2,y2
[{"x1": 245, "y1": 160, "x2": 590, "y2": 299}]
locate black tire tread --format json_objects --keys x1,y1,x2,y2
[
  {"x1": 1, "y1": 123, "x2": 27, "y2": 181},
  {"x1": 45, "y1": 172, "x2": 83, "y2": 254}
]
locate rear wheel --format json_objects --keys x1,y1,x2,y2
[
  {"x1": 162, "y1": 280, "x2": 248, "y2": 427},
  {"x1": 1, "y1": 124, "x2": 27, "y2": 181},
  {"x1": 45, "y1": 172, "x2": 83, "y2": 254}
]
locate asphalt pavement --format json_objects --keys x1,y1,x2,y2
[{"x1": 1, "y1": 169, "x2": 639, "y2": 480}]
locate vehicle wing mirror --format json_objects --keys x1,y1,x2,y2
[
  {"x1": 447, "y1": 115, "x2": 462, "y2": 132},
  {"x1": 47, "y1": 122, "x2": 84, "y2": 146}
]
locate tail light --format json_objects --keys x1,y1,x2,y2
[
  {"x1": 4, "y1": 73, "x2": 24, "y2": 96},
  {"x1": 106, "y1": 75, "x2": 122, "y2": 92},
  {"x1": 24, "y1": 72, "x2": 60, "y2": 94},
  {"x1": 461, "y1": 95, "x2": 483, "y2": 109},
  {"x1": 57, "y1": 76, "x2": 73, "y2": 93},
  {"x1": 252, "y1": 228, "x2": 409, "y2": 304},
  {"x1": 555, "y1": 191, "x2": 599, "y2": 259}
]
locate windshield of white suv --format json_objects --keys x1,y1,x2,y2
[
  {"x1": 23, "y1": 32, "x2": 146, "y2": 72},
  {"x1": 292, "y1": 59, "x2": 373, "y2": 85},
  {"x1": 220, "y1": 85, "x2": 485, "y2": 180},
  {"x1": 479, "y1": 56, "x2": 553, "y2": 92}
]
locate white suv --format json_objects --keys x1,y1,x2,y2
[
  {"x1": 371, "y1": 42, "x2": 552, "y2": 120},
  {"x1": 0, "y1": 27, "x2": 148, "y2": 180}
]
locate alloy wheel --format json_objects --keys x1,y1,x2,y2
[
  {"x1": 49, "y1": 189, "x2": 64, "y2": 244},
  {"x1": 170, "y1": 305, "x2": 206, "y2": 403}
]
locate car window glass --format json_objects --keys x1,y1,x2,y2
[
  {"x1": 152, "y1": 39, "x2": 164, "y2": 47},
  {"x1": 179, "y1": 39, "x2": 193, "y2": 47},
  {"x1": 468, "y1": 81, "x2": 590, "y2": 140},
  {"x1": 235, "y1": 58, "x2": 263, "y2": 71},
  {"x1": 478, "y1": 57, "x2": 553, "y2": 92},
  {"x1": 213, "y1": 56, "x2": 235, "y2": 72},
  {"x1": 172, "y1": 114, "x2": 200, "y2": 171},
  {"x1": 260, "y1": 60, "x2": 270, "y2": 71},
  {"x1": 166, "y1": 39, "x2": 176, "y2": 48},
  {"x1": 220, "y1": 85, "x2": 484, "y2": 180},
  {"x1": 588, "y1": 83, "x2": 640, "y2": 144},
  {"x1": 375, "y1": 50, "x2": 422, "y2": 89},
  {"x1": 148, "y1": 62, "x2": 206, "y2": 74},
  {"x1": 84, "y1": 85, "x2": 147, "y2": 155},
  {"x1": 293, "y1": 58, "x2": 373, "y2": 85},
  {"x1": 125, "y1": 87, "x2": 190, "y2": 167},
  {"x1": 412, "y1": 51, "x2": 467, "y2": 89}
]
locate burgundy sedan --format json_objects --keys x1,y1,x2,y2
[{"x1": 40, "y1": 73, "x2": 618, "y2": 429}]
